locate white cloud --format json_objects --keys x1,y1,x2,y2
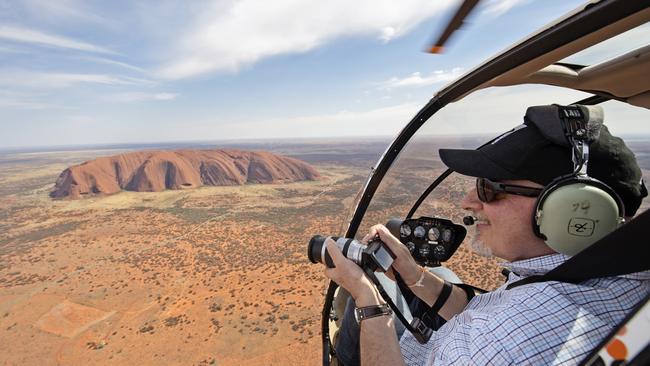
[
  {"x1": 481, "y1": 0, "x2": 529, "y2": 17},
  {"x1": 423, "y1": 85, "x2": 592, "y2": 135},
  {"x1": 564, "y1": 22, "x2": 650, "y2": 65},
  {"x1": 0, "y1": 25, "x2": 115, "y2": 54},
  {"x1": 0, "y1": 90, "x2": 60, "y2": 110},
  {"x1": 102, "y1": 92, "x2": 178, "y2": 103},
  {"x1": 157, "y1": 0, "x2": 455, "y2": 79},
  {"x1": 213, "y1": 86, "x2": 587, "y2": 141},
  {"x1": 0, "y1": 70, "x2": 151, "y2": 89},
  {"x1": 79, "y1": 56, "x2": 146, "y2": 73},
  {"x1": 0, "y1": 98, "x2": 50, "y2": 110},
  {"x1": 378, "y1": 68, "x2": 464, "y2": 89},
  {"x1": 211, "y1": 102, "x2": 421, "y2": 140},
  {"x1": 66, "y1": 115, "x2": 99, "y2": 125},
  {"x1": 0, "y1": 45, "x2": 28, "y2": 54},
  {"x1": 19, "y1": 0, "x2": 118, "y2": 29}
]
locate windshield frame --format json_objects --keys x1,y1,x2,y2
[
  {"x1": 342, "y1": 0, "x2": 646, "y2": 240},
  {"x1": 323, "y1": 2, "x2": 650, "y2": 363}
]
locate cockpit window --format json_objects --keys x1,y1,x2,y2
[
  {"x1": 560, "y1": 22, "x2": 650, "y2": 66},
  {"x1": 351, "y1": 84, "x2": 590, "y2": 289}
]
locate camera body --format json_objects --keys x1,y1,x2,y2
[{"x1": 308, "y1": 236, "x2": 396, "y2": 272}]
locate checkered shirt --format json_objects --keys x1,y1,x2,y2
[{"x1": 399, "y1": 253, "x2": 650, "y2": 365}]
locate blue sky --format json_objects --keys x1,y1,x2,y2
[{"x1": 2, "y1": 0, "x2": 645, "y2": 149}]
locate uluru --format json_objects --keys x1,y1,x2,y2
[{"x1": 50, "y1": 149, "x2": 320, "y2": 199}]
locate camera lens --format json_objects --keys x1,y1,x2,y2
[
  {"x1": 308, "y1": 235, "x2": 328, "y2": 265},
  {"x1": 307, "y1": 235, "x2": 366, "y2": 268}
]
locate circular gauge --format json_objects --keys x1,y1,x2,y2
[
  {"x1": 442, "y1": 228, "x2": 453, "y2": 242},
  {"x1": 433, "y1": 244, "x2": 446, "y2": 260},
  {"x1": 406, "y1": 241, "x2": 416, "y2": 253},
  {"x1": 428, "y1": 227, "x2": 440, "y2": 241},
  {"x1": 400, "y1": 224, "x2": 412, "y2": 237},
  {"x1": 414, "y1": 226, "x2": 426, "y2": 239},
  {"x1": 418, "y1": 245, "x2": 430, "y2": 257}
]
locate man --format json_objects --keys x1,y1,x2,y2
[{"x1": 325, "y1": 107, "x2": 649, "y2": 365}]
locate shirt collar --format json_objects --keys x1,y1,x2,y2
[
  {"x1": 500, "y1": 253, "x2": 650, "y2": 281},
  {"x1": 500, "y1": 253, "x2": 571, "y2": 277}
]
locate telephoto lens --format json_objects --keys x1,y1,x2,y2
[
  {"x1": 308, "y1": 235, "x2": 338, "y2": 267},
  {"x1": 307, "y1": 235, "x2": 395, "y2": 272}
]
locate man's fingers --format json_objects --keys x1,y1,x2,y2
[
  {"x1": 325, "y1": 239, "x2": 345, "y2": 265},
  {"x1": 363, "y1": 224, "x2": 381, "y2": 243},
  {"x1": 375, "y1": 226, "x2": 403, "y2": 251}
]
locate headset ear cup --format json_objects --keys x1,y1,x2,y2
[
  {"x1": 534, "y1": 176, "x2": 624, "y2": 256},
  {"x1": 533, "y1": 175, "x2": 575, "y2": 241}
]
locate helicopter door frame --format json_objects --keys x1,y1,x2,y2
[
  {"x1": 343, "y1": 1, "x2": 647, "y2": 240},
  {"x1": 321, "y1": 1, "x2": 650, "y2": 364}
]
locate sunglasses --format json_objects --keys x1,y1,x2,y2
[{"x1": 476, "y1": 178, "x2": 543, "y2": 203}]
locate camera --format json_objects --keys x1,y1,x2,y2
[{"x1": 308, "y1": 235, "x2": 395, "y2": 272}]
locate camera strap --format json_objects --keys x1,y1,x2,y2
[
  {"x1": 362, "y1": 267, "x2": 433, "y2": 344},
  {"x1": 395, "y1": 270, "x2": 485, "y2": 329}
]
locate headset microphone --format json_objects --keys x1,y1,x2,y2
[{"x1": 463, "y1": 216, "x2": 477, "y2": 225}]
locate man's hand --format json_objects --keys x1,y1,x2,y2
[
  {"x1": 361, "y1": 225, "x2": 470, "y2": 320},
  {"x1": 362, "y1": 224, "x2": 421, "y2": 285},
  {"x1": 323, "y1": 239, "x2": 405, "y2": 366},
  {"x1": 323, "y1": 239, "x2": 381, "y2": 306}
]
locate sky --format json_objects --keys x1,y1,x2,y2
[{"x1": 1, "y1": 0, "x2": 647, "y2": 149}]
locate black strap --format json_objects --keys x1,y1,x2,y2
[
  {"x1": 508, "y1": 209, "x2": 650, "y2": 290},
  {"x1": 501, "y1": 268, "x2": 512, "y2": 280},
  {"x1": 454, "y1": 283, "x2": 485, "y2": 302},
  {"x1": 362, "y1": 268, "x2": 433, "y2": 343},
  {"x1": 426, "y1": 280, "x2": 453, "y2": 315}
]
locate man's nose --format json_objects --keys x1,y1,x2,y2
[{"x1": 461, "y1": 187, "x2": 482, "y2": 211}]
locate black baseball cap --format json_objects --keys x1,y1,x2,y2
[{"x1": 439, "y1": 105, "x2": 648, "y2": 216}]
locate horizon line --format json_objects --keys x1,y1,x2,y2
[{"x1": 3, "y1": 132, "x2": 649, "y2": 154}]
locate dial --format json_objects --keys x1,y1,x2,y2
[
  {"x1": 428, "y1": 227, "x2": 440, "y2": 241},
  {"x1": 406, "y1": 241, "x2": 416, "y2": 253},
  {"x1": 414, "y1": 226, "x2": 426, "y2": 239},
  {"x1": 418, "y1": 245, "x2": 430, "y2": 257},
  {"x1": 400, "y1": 224, "x2": 412, "y2": 237},
  {"x1": 442, "y1": 228, "x2": 453, "y2": 242},
  {"x1": 433, "y1": 244, "x2": 446, "y2": 260}
]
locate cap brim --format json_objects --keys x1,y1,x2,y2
[{"x1": 439, "y1": 148, "x2": 520, "y2": 180}]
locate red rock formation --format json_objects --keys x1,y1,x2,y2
[{"x1": 50, "y1": 150, "x2": 320, "y2": 199}]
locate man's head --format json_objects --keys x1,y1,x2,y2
[{"x1": 439, "y1": 105, "x2": 647, "y2": 261}]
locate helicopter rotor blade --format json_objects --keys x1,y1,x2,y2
[{"x1": 428, "y1": 0, "x2": 480, "y2": 53}]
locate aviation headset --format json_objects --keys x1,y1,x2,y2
[{"x1": 529, "y1": 105, "x2": 625, "y2": 256}]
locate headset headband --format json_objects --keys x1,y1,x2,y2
[{"x1": 525, "y1": 104, "x2": 604, "y2": 177}]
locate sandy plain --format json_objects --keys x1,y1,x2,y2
[{"x1": 3, "y1": 138, "x2": 647, "y2": 366}]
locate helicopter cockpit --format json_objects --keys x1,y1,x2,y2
[{"x1": 316, "y1": 1, "x2": 650, "y2": 365}]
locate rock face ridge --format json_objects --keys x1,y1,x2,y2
[{"x1": 50, "y1": 149, "x2": 320, "y2": 199}]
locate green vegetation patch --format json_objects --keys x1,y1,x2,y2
[
  {"x1": 0, "y1": 175, "x2": 56, "y2": 197},
  {"x1": 159, "y1": 198, "x2": 231, "y2": 224},
  {"x1": 1, "y1": 221, "x2": 87, "y2": 255},
  {"x1": 0, "y1": 204, "x2": 38, "y2": 227},
  {"x1": 163, "y1": 207, "x2": 227, "y2": 224}
]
